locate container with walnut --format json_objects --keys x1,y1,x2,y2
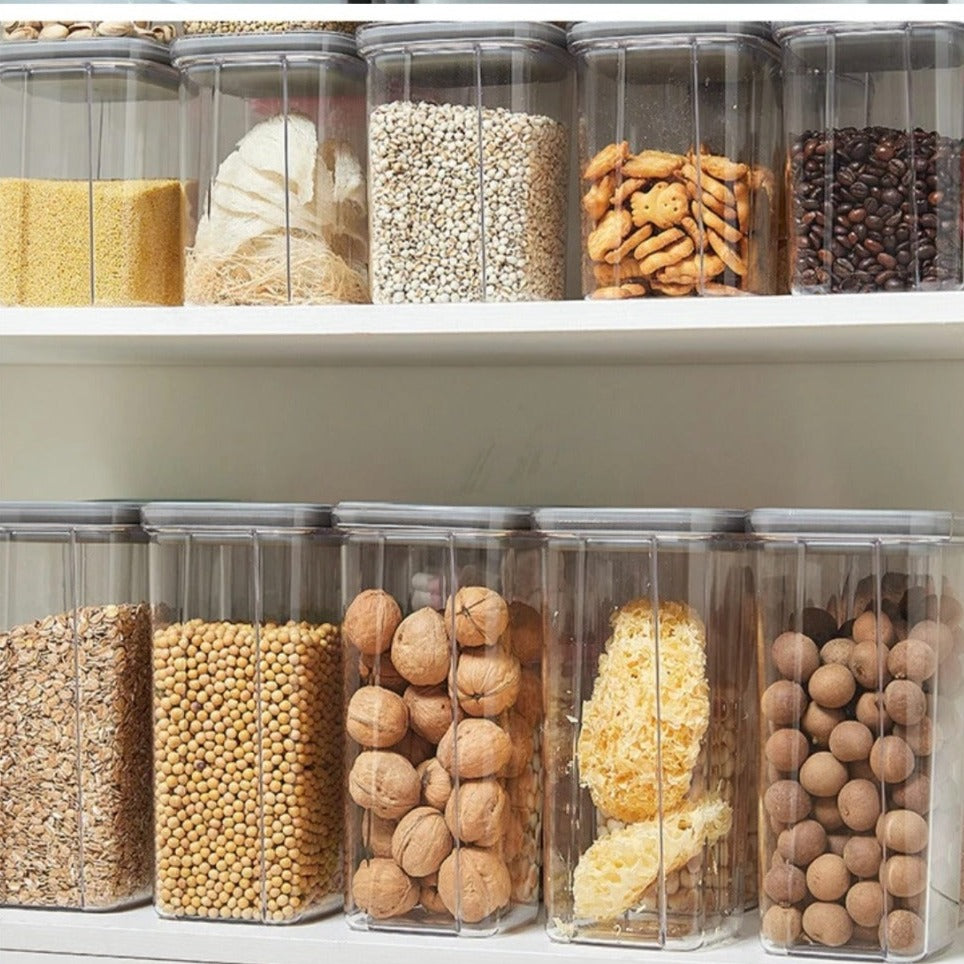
[
  {"x1": 335, "y1": 502, "x2": 542, "y2": 936},
  {"x1": 568, "y1": 23, "x2": 783, "y2": 299},
  {"x1": 750, "y1": 509, "x2": 964, "y2": 961}
]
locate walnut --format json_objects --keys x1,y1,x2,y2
[
  {"x1": 391, "y1": 806, "x2": 453, "y2": 877},
  {"x1": 420, "y1": 871, "x2": 448, "y2": 915},
  {"x1": 347, "y1": 685, "x2": 409, "y2": 748},
  {"x1": 404, "y1": 684, "x2": 457, "y2": 744},
  {"x1": 508, "y1": 601, "x2": 543, "y2": 665},
  {"x1": 359, "y1": 651, "x2": 408, "y2": 694},
  {"x1": 514, "y1": 666, "x2": 543, "y2": 725},
  {"x1": 444, "y1": 779, "x2": 508, "y2": 847},
  {"x1": 445, "y1": 587, "x2": 509, "y2": 648},
  {"x1": 344, "y1": 589, "x2": 402, "y2": 656},
  {"x1": 391, "y1": 607, "x2": 451, "y2": 686},
  {"x1": 361, "y1": 810, "x2": 397, "y2": 858},
  {"x1": 417, "y1": 757, "x2": 452, "y2": 810},
  {"x1": 352, "y1": 857, "x2": 418, "y2": 920},
  {"x1": 498, "y1": 711, "x2": 534, "y2": 778},
  {"x1": 455, "y1": 648, "x2": 520, "y2": 717},
  {"x1": 348, "y1": 750, "x2": 420, "y2": 820},
  {"x1": 437, "y1": 848, "x2": 511, "y2": 923},
  {"x1": 388, "y1": 729, "x2": 434, "y2": 768},
  {"x1": 437, "y1": 718, "x2": 512, "y2": 779}
]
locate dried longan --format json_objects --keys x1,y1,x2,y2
[
  {"x1": 766, "y1": 728, "x2": 810, "y2": 772},
  {"x1": 880, "y1": 855, "x2": 926, "y2": 898},
  {"x1": 772, "y1": 632, "x2": 820, "y2": 683},
  {"x1": 887, "y1": 639, "x2": 937, "y2": 684},
  {"x1": 856, "y1": 691, "x2": 893, "y2": 734},
  {"x1": 821, "y1": 637, "x2": 855, "y2": 667},
  {"x1": 764, "y1": 780, "x2": 812, "y2": 824},
  {"x1": 800, "y1": 752, "x2": 848, "y2": 797},
  {"x1": 853, "y1": 611, "x2": 895, "y2": 647},
  {"x1": 883, "y1": 680, "x2": 926, "y2": 727},
  {"x1": 803, "y1": 703, "x2": 845, "y2": 747},
  {"x1": 850, "y1": 641, "x2": 890, "y2": 690},
  {"x1": 876, "y1": 809, "x2": 928, "y2": 854},
  {"x1": 813, "y1": 795, "x2": 846, "y2": 832},
  {"x1": 762, "y1": 680, "x2": 808, "y2": 725},
  {"x1": 894, "y1": 717, "x2": 935, "y2": 756},
  {"x1": 764, "y1": 863, "x2": 807, "y2": 904},
  {"x1": 777, "y1": 820, "x2": 827, "y2": 868},
  {"x1": 837, "y1": 779, "x2": 881, "y2": 832},
  {"x1": 843, "y1": 835, "x2": 882, "y2": 878},
  {"x1": 880, "y1": 909, "x2": 924, "y2": 954},
  {"x1": 808, "y1": 664, "x2": 855, "y2": 709},
  {"x1": 846, "y1": 880, "x2": 884, "y2": 928},
  {"x1": 762, "y1": 905, "x2": 802, "y2": 946},
  {"x1": 802, "y1": 901, "x2": 853, "y2": 947},
  {"x1": 890, "y1": 772, "x2": 931, "y2": 815},
  {"x1": 806, "y1": 853, "x2": 851, "y2": 901},
  {"x1": 869, "y1": 736, "x2": 915, "y2": 784},
  {"x1": 909, "y1": 620, "x2": 954, "y2": 661},
  {"x1": 829, "y1": 720, "x2": 873, "y2": 762}
]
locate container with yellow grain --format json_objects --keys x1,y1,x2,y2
[
  {"x1": 0, "y1": 39, "x2": 183, "y2": 306},
  {"x1": 143, "y1": 503, "x2": 343, "y2": 925},
  {"x1": 537, "y1": 508, "x2": 755, "y2": 948}
]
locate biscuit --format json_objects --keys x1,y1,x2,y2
[
  {"x1": 590, "y1": 283, "x2": 647, "y2": 300},
  {"x1": 692, "y1": 200, "x2": 743, "y2": 245},
  {"x1": 707, "y1": 229, "x2": 747, "y2": 276},
  {"x1": 630, "y1": 181, "x2": 689, "y2": 230},
  {"x1": 622, "y1": 149, "x2": 685, "y2": 179},
  {"x1": 680, "y1": 163, "x2": 736, "y2": 207},
  {"x1": 584, "y1": 141, "x2": 629, "y2": 181},
  {"x1": 593, "y1": 258, "x2": 645, "y2": 287},
  {"x1": 582, "y1": 175, "x2": 614, "y2": 222},
  {"x1": 633, "y1": 227, "x2": 684, "y2": 261},
  {"x1": 638, "y1": 236, "x2": 694, "y2": 276},
  {"x1": 605, "y1": 224, "x2": 654, "y2": 264},
  {"x1": 611, "y1": 177, "x2": 645, "y2": 207},
  {"x1": 695, "y1": 151, "x2": 747, "y2": 182},
  {"x1": 587, "y1": 209, "x2": 632, "y2": 261}
]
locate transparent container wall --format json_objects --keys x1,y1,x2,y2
[
  {"x1": 149, "y1": 530, "x2": 343, "y2": 923},
  {"x1": 783, "y1": 23, "x2": 964, "y2": 293},
  {"x1": 365, "y1": 38, "x2": 572, "y2": 303},
  {"x1": 0, "y1": 55, "x2": 182, "y2": 306},
  {"x1": 543, "y1": 536, "x2": 753, "y2": 947},
  {"x1": 180, "y1": 50, "x2": 368, "y2": 305},
  {"x1": 342, "y1": 531, "x2": 542, "y2": 935},
  {"x1": 0, "y1": 528, "x2": 151, "y2": 910},
  {"x1": 756, "y1": 540, "x2": 964, "y2": 959},
  {"x1": 576, "y1": 35, "x2": 782, "y2": 300}
]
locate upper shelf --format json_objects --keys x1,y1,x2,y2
[{"x1": 2, "y1": 291, "x2": 964, "y2": 366}]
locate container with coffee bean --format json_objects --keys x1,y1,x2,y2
[
  {"x1": 751, "y1": 510, "x2": 964, "y2": 960},
  {"x1": 777, "y1": 23, "x2": 964, "y2": 294}
]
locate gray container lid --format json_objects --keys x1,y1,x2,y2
[
  {"x1": 171, "y1": 30, "x2": 357, "y2": 67},
  {"x1": 334, "y1": 501, "x2": 532, "y2": 531},
  {"x1": 749, "y1": 508, "x2": 956, "y2": 538},
  {"x1": 568, "y1": 21, "x2": 776, "y2": 51},
  {"x1": 0, "y1": 501, "x2": 142, "y2": 527},
  {"x1": 534, "y1": 507, "x2": 746, "y2": 534},
  {"x1": 773, "y1": 22, "x2": 963, "y2": 43},
  {"x1": 357, "y1": 21, "x2": 567, "y2": 57},
  {"x1": 142, "y1": 501, "x2": 332, "y2": 530},
  {"x1": 0, "y1": 37, "x2": 172, "y2": 68}
]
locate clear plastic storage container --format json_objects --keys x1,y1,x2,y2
[
  {"x1": 538, "y1": 508, "x2": 755, "y2": 948},
  {"x1": 358, "y1": 23, "x2": 572, "y2": 304},
  {"x1": 181, "y1": 21, "x2": 359, "y2": 38},
  {"x1": 335, "y1": 502, "x2": 542, "y2": 935},
  {"x1": 144, "y1": 503, "x2": 343, "y2": 924},
  {"x1": 0, "y1": 503, "x2": 152, "y2": 910},
  {"x1": 778, "y1": 23, "x2": 964, "y2": 294},
  {"x1": 0, "y1": 39, "x2": 183, "y2": 306},
  {"x1": 1, "y1": 21, "x2": 177, "y2": 44},
  {"x1": 172, "y1": 33, "x2": 368, "y2": 306},
  {"x1": 568, "y1": 23, "x2": 783, "y2": 300},
  {"x1": 751, "y1": 510, "x2": 964, "y2": 960}
]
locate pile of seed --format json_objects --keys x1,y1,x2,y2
[
  {"x1": 182, "y1": 22, "x2": 360, "y2": 36},
  {"x1": 369, "y1": 101, "x2": 568, "y2": 303},
  {"x1": 153, "y1": 620, "x2": 343, "y2": 923},
  {"x1": 790, "y1": 126, "x2": 964, "y2": 293},
  {"x1": 0, "y1": 604, "x2": 153, "y2": 909},
  {"x1": 1, "y1": 21, "x2": 175, "y2": 43}
]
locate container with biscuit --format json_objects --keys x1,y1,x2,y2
[
  {"x1": 335, "y1": 502, "x2": 543, "y2": 937},
  {"x1": 750, "y1": 509, "x2": 964, "y2": 961},
  {"x1": 568, "y1": 23, "x2": 783, "y2": 299},
  {"x1": 537, "y1": 508, "x2": 755, "y2": 948}
]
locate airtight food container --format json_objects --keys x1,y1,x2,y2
[
  {"x1": 335, "y1": 502, "x2": 542, "y2": 936},
  {"x1": 777, "y1": 23, "x2": 964, "y2": 294},
  {"x1": 568, "y1": 23, "x2": 783, "y2": 300},
  {"x1": 0, "y1": 39, "x2": 183, "y2": 306},
  {"x1": 171, "y1": 33, "x2": 368, "y2": 306},
  {"x1": 751, "y1": 510, "x2": 964, "y2": 960},
  {"x1": 537, "y1": 508, "x2": 755, "y2": 948},
  {"x1": 144, "y1": 502, "x2": 343, "y2": 924},
  {"x1": 0, "y1": 502, "x2": 151, "y2": 911},
  {"x1": 357, "y1": 23, "x2": 573, "y2": 304}
]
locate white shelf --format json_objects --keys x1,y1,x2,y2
[{"x1": 2, "y1": 292, "x2": 964, "y2": 366}]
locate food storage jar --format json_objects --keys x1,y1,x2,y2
[
  {"x1": 335, "y1": 502, "x2": 542, "y2": 936},
  {"x1": 0, "y1": 39, "x2": 183, "y2": 307},
  {"x1": 357, "y1": 23, "x2": 573, "y2": 304},
  {"x1": 0, "y1": 502, "x2": 152, "y2": 910},
  {"x1": 750, "y1": 509, "x2": 964, "y2": 960},
  {"x1": 143, "y1": 502, "x2": 343, "y2": 924},
  {"x1": 537, "y1": 508, "x2": 754, "y2": 948},
  {"x1": 568, "y1": 23, "x2": 783, "y2": 300},
  {"x1": 172, "y1": 32, "x2": 368, "y2": 306},
  {"x1": 777, "y1": 22, "x2": 964, "y2": 294}
]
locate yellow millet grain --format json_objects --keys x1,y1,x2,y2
[{"x1": 0, "y1": 177, "x2": 183, "y2": 306}]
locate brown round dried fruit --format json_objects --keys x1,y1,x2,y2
[
  {"x1": 909, "y1": 619, "x2": 954, "y2": 661},
  {"x1": 894, "y1": 717, "x2": 936, "y2": 756},
  {"x1": 508, "y1": 601, "x2": 543, "y2": 665},
  {"x1": 455, "y1": 648, "x2": 521, "y2": 717},
  {"x1": 880, "y1": 909, "x2": 924, "y2": 954},
  {"x1": 347, "y1": 686, "x2": 409, "y2": 748},
  {"x1": 850, "y1": 641, "x2": 891, "y2": 690},
  {"x1": 806, "y1": 853, "x2": 851, "y2": 902},
  {"x1": 843, "y1": 835, "x2": 882, "y2": 878},
  {"x1": 876, "y1": 809, "x2": 928, "y2": 854},
  {"x1": 762, "y1": 905, "x2": 802, "y2": 946},
  {"x1": 829, "y1": 720, "x2": 874, "y2": 763},
  {"x1": 445, "y1": 779, "x2": 508, "y2": 847},
  {"x1": 778, "y1": 820, "x2": 827, "y2": 867},
  {"x1": 772, "y1": 632, "x2": 820, "y2": 682},
  {"x1": 888, "y1": 639, "x2": 938, "y2": 684},
  {"x1": 856, "y1": 691, "x2": 893, "y2": 734},
  {"x1": 404, "y1": 684, "x2": 456, "y2": 744},
  {"x1": 344, "y1": 589, "x2": 402, "y2": 656},
  {"x1": 803, "y1": 703, "x2": 845, "y2": 746},
  {"x1": 445, "y1": 587, "x2": 509, "y2": 648},
  {"x1": 391, "y1": 806, "x2": 453, "y2": 877},
  {"x1": 869, "y1": 736, "x2": 915, "y2": 784},
  {"x1": 837, "y1": 779, "x2": 881, "y2": 832},
  {"x1": 812, "y1": 795, "x2": 845, "y2": 832},
  {"x1": 349, "y1": 750, "x2": 421, "y2": 820},
  {"x1": 764, "y1": 780, "x2": 812, "y2": 824},
  {"x1": 802, "y1": 901, "x2": 853, "y2": 947},
  {"x1": 391, "y1": 608, "x2": 451, "y2": 686},
  {"x1": 883, "y1": 679, "x2": 926, "y2": 727},
  {"x1": 766, "y1": 728, "x2": 810, "y2": 772},
  {"x1": 809, "y1": 662, "x2": 857, "y2": 708},
  {"x1": 853, "y1": 611, "x2": 895, "y2": 647},
  {"x1": 764, "y1": 863, "x2": 807, "y2": 904},
  {"x1": 352, "y1": 857, "x2": 418, "y2": 919},
  {"x1": 800, "y1": 752, "x2": 849, "y2": 797},
  {"x1": 437, "y1": 718, "x2": 512, "y2": 779},
  {"x1": 416, "y1": 757, "x2": 452, "y2": 810},
  {"x1": 762, "y1": 680, "x2": 808, "y2": 725},
  {"x1": 846, "y1": 880, "x2": 884, "y2": 928},
  {"x1": 891, "y1": 772, "x2": 931, "y2": 815},
  {"x1": 362, "y1": 811, "x2": 397, "y2": 858},
  {"x1": 880, "y1": 855, "x2": 926, "y2": 898},
  {"x1": 437, "y1": 847, "x2": 511, "y2": 923}
]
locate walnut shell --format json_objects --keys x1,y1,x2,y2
[
  {"x1": 352, "y1": 858, "x2": 419, "y2": 920},
  {"x1": 359, "y1": 651, "x2": 408, "y2": 694},
  {"x1": 514, "y1": 667, "x2": 543, "y2": 725},
  {"x1": 388, "y1": 729, "x2": 435, "y2": 768},
  {"x1": 392, "y1": 607, "x2": 451, "y2": 686},
  {"x1": 347, "y1": 685, "x2": 409, "y2": 748},
  {"x1": 391, "y1": 806, "x2": 454, "y2": 877},
  {"x1": 349, "y1": 750, "x2": 420, "y2": 820},
  {"x1": 361, "y1": 810, "x2": 397, "y2": 858},
  {"x1": 445, "y1": 587, "x2": 509, "y2": 648},
  {"x1": 404, "y1": 684, "x2": 457, "y2": 744},
  {"x1": 420, "y1": 872, "x2": 448, "y2": 915},
  {"x1": 417, "y1": 757, "x2": 452, "y2": 810},
  {"x1": 344, "y1": 589, "x2": 402, "y2": 656},
  {"x1": 455, "y1": 648, "x2": 521, "y2": 717},
  {"x1": 498, "y1": 711, "x2": 534, "y2": 779},
  {"x1": 437, "y1": 718, "x2": 512, "y2": 779},
  {"x1": 437, "y1": 847, "x2": 511, "y2": 923},
  {"x1": 508, "y1": 601, "x2": 543, "y2": 665},
  {"x1": 445, "y1": 779, "x2": 508, "y2": 847}
]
